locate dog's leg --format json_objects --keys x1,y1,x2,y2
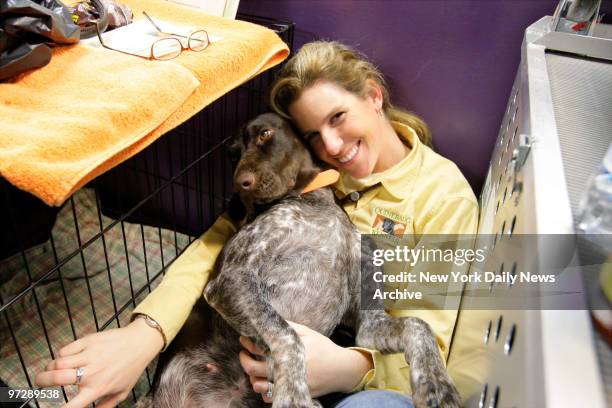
[
  {"x1": 253, "y1": 351, "x2": 321, "y2": 408},
  {"x1": 206, "y1": 280, "x2": 317, "y2": 408},
  {"x1": 246, "y1": 306, "x2": 318, "y2": 408},
  {"x1": 355, "y1": 310, "x2": 461, "y2": 408}
]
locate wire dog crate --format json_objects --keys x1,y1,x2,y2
[{"x1": 0, "y1": 14, "x2": 294, "y2": 408}]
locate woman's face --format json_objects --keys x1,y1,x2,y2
[{"x1": 288, "y1": 80, "x2": 384, "y2": 179}]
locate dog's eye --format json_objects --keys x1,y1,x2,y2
[{"x1": 257, "y1": 129, "x2": 274, "y2": 144}]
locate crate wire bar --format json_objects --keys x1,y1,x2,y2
[{"x1": 0, "y1": 14, "x2": 294, "y2": 408}]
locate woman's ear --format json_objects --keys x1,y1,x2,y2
[{"x1": 364, "y1": 79, "x2": 383, "y2": 111}]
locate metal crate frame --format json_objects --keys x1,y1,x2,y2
[{"x1": 448, "y1": 16, "x2": 609, "y2": 408}]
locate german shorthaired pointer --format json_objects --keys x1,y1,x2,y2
[{"x1": 144, "y1": 113, "x2": 461, "y2": 408}]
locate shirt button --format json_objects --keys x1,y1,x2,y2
[{"x1": 349, "y1": 191, "x2": 360, "y2": 202}]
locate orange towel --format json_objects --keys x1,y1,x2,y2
[
  {"x1": 0, "y1": 0, "x2": 289, "y2": 206},
  {"x1": 0, "y1": 46, "x2": 200, "y2": 206}
]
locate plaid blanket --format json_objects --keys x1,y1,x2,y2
[{"x1": 0, "y1": 188, "x2": 191, "y2": 407}]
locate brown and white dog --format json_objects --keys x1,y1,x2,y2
[{"x1": 143, "y1": 113, "x2": 461, "y2": 408}]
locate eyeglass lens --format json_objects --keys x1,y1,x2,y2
[
  {"x1": 151, "y1": 38, "x2": 183, "y2": 60},
  {"x1": 189, "y1": 30, "x2": 209, "y2": 51}
]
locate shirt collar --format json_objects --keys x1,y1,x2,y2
[{"x1": 334, "y1": 121, "x2": 423, "y2": 200}]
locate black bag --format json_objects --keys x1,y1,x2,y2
[{"x1": 0, "y1": 0, "x2": 80, "y2": 81}]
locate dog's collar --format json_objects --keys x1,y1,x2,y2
[{"x1": 301, "y1": 169, "x2": 340, "y2": 195}]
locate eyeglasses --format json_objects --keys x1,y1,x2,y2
[{"x1": 95, "y1": 11, "x2": 210, "y2": 60}]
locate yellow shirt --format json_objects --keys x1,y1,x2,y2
[
  {"x1": 337, "y1": 122, "x2": 479, "y2": 393},
  {"x1": 132, "y1": 121, "x2": 479, "y2": 395}
]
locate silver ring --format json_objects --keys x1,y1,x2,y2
[
  {"x1": 75, "y1": 367, "x2": 85, "y2": 385},
  {"x1": 266, "y1": 381, "x2": 273, "y2": 398}
]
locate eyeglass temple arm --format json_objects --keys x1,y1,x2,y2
[
  {"x1": 142, "y1": 11, "x2": 192, "y2": 39},
  {"x1": 142, "y1": 11, "x2": 165, "y2": 34},
  {"x1": 94, "y1": 23, "x2": 151, "y2": 60}
]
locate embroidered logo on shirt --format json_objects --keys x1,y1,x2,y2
[
  {"x1": 373, "y1": 215, "x2": 407, "y2": 236},
  {"x1": 372, "y1": 208, "x2": 410, "y2": 236}
]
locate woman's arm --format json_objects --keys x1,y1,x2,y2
[
  {"x1": 239, "y1": 321, "x2": 374, "y2": 403},
  {"x1": 132, "y1": 212, "x2": 240, "y2": 348},
  {"x1": 35, "y1": 212, "x2": 239, "y2": 408}
]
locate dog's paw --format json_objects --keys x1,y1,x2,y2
[
  {"x1": 133, "y1": 395, "x2": 152, "y2": 408},
  {"x1": 272, "y1": 398, "x2": 319, "y2": 408},
  {"x1": 412, "y1": 374, "x2": 462, "y2": 408},
  {"x1": 311, "y1": 399, "x2": 323, "y2": 408}
]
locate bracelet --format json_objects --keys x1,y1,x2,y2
[{"x1": 132, "y1": 313, "x2": 167, "y2": 350}]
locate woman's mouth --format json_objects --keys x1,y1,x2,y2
[{"x1": 338, "y1": 141, "x2": 360, "y2": 164}]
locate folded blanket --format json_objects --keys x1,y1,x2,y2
[{"x1": 0, "y1": 0, "x2": 289, "y2": 206}]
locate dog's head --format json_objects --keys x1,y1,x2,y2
[{"x1": 228, "y1": 113, "x2": 320, "y2": 213}]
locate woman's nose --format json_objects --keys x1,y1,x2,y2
[{"x1": 320, "y1": 128, "x2": 343, "y2": 156}]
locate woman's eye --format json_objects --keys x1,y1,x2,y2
[{"x1": 330, "y1": 112, "x2": 345, "y2": 125}]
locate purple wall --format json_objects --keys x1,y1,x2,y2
[{"x1": 238, "y1": 0, "x2": 558, "y2": 194}]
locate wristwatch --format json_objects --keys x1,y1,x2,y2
[{"x1": 132, "y1": 313, "x2": 167, "y2": 349}]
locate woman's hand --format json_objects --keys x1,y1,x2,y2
[
  {"x1": 35, "y1": 318, "x2": 164, "y2": 408},
  {"x1": 239, "y1": 321, "x2": 373, "y2": 403}
]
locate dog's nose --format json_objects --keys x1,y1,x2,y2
[{"x1": 236, "y1": 172, "x2": 256, "y2": 191}]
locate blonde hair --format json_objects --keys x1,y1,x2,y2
[{"x1": 269, "y1": 41, "x2": 432, "y2": 147}]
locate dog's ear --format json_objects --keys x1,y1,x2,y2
[
  {"x1": 286, "y1": 120, "x2": 330, "y2": 171},
  {"x1": 292, "y1": 163, "x2": 320, "y2": 193},
  {"x1": 284, "y1": 122, "x2": 326, "y2": 194},
  {"x1": 287, "y1": 120, "x2": 302, "y2": 138},
  {"x1": 226, "y1": 126, "x2": 246, "y2": 166}
]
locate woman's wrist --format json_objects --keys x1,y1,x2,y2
[
  {"x1": 336, "y1": 347, "x2": 374, "y2": 393},
  {"x1": 129, "y1": 317, "x2": 165, "y2": 356}
]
